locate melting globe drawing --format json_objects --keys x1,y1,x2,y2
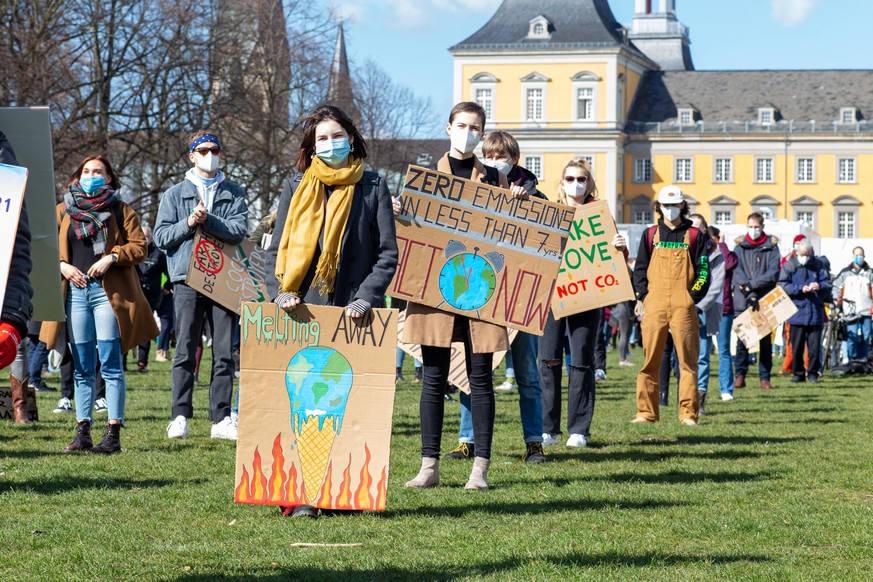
[
  {"x1": 285, "y1": 346, "x2": 354, "y2": 502},
  {"x1": 438, "y1": 252, "x2": 498, "y2": 311}
]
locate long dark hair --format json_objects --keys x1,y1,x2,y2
[
  {"x1": 294, "y1": 105, "x2": 367, "y2": 173},
  {"x1": 68, "y1": 155, "x2": 121, "y2": 190}
]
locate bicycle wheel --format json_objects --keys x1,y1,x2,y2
[{"x1": 821, "y1": 320, "x2": 834, "y2": 372}]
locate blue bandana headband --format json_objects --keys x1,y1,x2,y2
[{"x1": 189, "y1": 134, "x2": 221, "y2": 152}]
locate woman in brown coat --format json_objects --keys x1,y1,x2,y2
[{"x1": 47, "y1": 155, "x2": 158, "y2": 453}]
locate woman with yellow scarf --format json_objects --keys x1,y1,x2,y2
[{"x1": 265, "y1": 105, "x2": 398, "y2": 517}]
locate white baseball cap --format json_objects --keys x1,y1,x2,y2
[{"x1": 657, "y1": 185, "x2": 684, "y2": 204}]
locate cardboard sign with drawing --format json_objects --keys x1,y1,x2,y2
[
  {"x1": 389, "y1": 166, "x2": 573, "y2": 335},
  {"x1": 235, "y1": 303, "x2": 397, "y2": 511},
  {"x1": 732, "y1": 286, "x2": 798, "y2": 352}
]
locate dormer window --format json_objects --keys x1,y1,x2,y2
[
  {"x1": 677, "y1": 106, "x2": 698, "y2": 126},
  {"x1": 840, "y1": 107, "x2": 859, "y2": 124},
  {"x1": 528, "y1": 15, "x2": 552, "y2": 39},
  {"x1": 758, "y1": 106, "x2": 778, "y2": 126}
]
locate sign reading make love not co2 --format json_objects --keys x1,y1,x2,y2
[
  {"x1": 389, "y1": 166, "x2": 574, "y2": 335},
  {"x1": 551, "y1": 200, "x2": 635, "y2": 319}
]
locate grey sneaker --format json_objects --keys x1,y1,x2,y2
[
  {"x1": 94, "y1": 398, "x2": 108, "y2": 413},
  {"x1": 53, "y1": 397, "x2": 73, "y2": 414}
]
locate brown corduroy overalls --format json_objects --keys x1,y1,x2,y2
[{"x1": 635, "y1": 228, "x2": 700, "y2": 422}]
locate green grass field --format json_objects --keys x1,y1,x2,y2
[{"x1": 1, "y1": 346, "x2": 872, "y2": 581}]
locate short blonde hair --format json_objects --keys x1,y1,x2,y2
[{"x1": 556, "y1": 158, "x2": 597, "y2": 205}]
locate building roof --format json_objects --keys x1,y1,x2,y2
[
  {"x1": 628, "y1": 70, "x2": 873, "y2": 125},
  {"x1": 450, "y1": 0, "x2": 645, "y2": 58}
]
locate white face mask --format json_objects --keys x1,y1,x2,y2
[
  {"x1": 748, "y1": 227, "x2": 762, "y2": 240},
  {"x1": 662, "y1": 206, "x2": 680, "y2": 221},
  {"x1": 196, "y1": 152, "x2": 220, "y2": 173},
  {"x1": 797, "y1": 255, "x2": 810, "y2": 266},
  {"x1": 483, "y1": 159, "x2": 511, "y2": 175},
  {"x1": 450, "y1": 128, "x2": 480, "y2": 155},
  {"x1": 564, "y1": 181, "x2": 586, "y2": 200}
]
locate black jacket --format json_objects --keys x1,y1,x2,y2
[
  {"x1": 0, "y1": 130, "x2": 33, "y2": 333},
  {"x1": 732, "y1": 234, "x2": 781, "y2": 311},
  {"x1": 137, "y1": 243, "x2": 169, "y2": 310},
  {"x1": 632, "y1": 218, "x2": 712, "y2": 304},
  {"x1": 266, "y1": 170, "x2": 398, "y2": 308},
  {"x1": 507, "y1": 165, "x2": 545, "y2": 199}
]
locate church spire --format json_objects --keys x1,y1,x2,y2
[{"x1": 325, "y1": 22, "x2": 358, "y2": 119}]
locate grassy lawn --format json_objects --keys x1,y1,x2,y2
[{"x1": 1, "y1": 345, "x2": 872, "y2": 581}]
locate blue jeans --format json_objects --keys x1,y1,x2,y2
[
  {"x1": 847, "y1": 316, "x2": 872, "y2": 360},
  {"x1": 396, "y1": 347, "x2": 422, "y2": 369},
  {"x1": 716, "y1": 314, "x2": 735, "y2": 395},
  {"x1": 697, "y1": 314, "x2": 712, "y2": 391},
  {"x1": 66, "y1": 280, "x2": 125, "y2": 422},
  {"x1": 27, "y1": 337, "x2": 49, "y2": 381},
  {"x1": 459, "y1": 332, "x2": 542, "y2": 443}
]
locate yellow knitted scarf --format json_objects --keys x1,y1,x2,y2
[{"x1": 275, "y1": 156, "x2": 363, "y2": 295}]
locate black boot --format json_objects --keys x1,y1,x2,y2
[
  {"x1": 395, "y1": 366, "x2": 403, "y2": 383},
  {"x1": 413, "y1": 366, "x2": 423, "y2": 383},
  {"x1": 64, "y1": 420, "x2": 92, "y2": 452},
  {"x1": 698, "y1": 390, "x2": 707, "y2": 415},
  {"x1": 91, "y1": 423, "x2": 122, "y2": 454}
]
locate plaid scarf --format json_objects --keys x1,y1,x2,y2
[{"x1": 63, "y1": 184, "x2": 119, "y2": 255}]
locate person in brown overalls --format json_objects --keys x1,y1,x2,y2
[{"x1": 631, "y1": 185, "x2": 712, "y2": 425}]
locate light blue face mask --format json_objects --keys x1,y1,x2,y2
[
  {"x1": 79, "y1": 175, "x2": 105, "y2": 194},
  {"x1": 315, "y1": 138, "x2": 351, "y2": 166},
  {"x1": 854, "y1": 255, "x2": 864, "y2": 266}
]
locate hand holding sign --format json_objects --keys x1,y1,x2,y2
[{"x1": 188, "y1": 200, "x2": 207, "y2": 228}]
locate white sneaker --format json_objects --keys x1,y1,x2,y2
[
  {"x1": 167, "y1": 415, "x2": 188, "y2": 439},
  {"x1": 721, "y1": 393, "x2": 735, "y2": 401},
  {"x1": 566, "y1": 434, "x2": 588, "y2": 448},
  {"x1": 94, "y1": 398, "x2": 108, "y2": 413},
  {"x1": 53, "y1": 397, "x2": 73, "y2": 414},
  {"x1": 542, "y1": 433, "x2": 560, "y2": 446},
  {"x1": 211, "y1": 416, "x2": 238, "y2": 440},
  {"x1": 495, "y1": 379, "x2": 517, "y2": 392}
]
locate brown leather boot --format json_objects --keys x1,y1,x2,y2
[
  {"x1": 760, "y1": 379, "x2": 773, "y2": 390},
  {"x1": 64, "y1": 420, "x2": 93, "y2": 452},
  {"x1": 91, "y1": 423, "x2": 122, "y2": 454},
  {"x1": 734, "y1": 374, "x2": 746, "y2": 389},
  {"x1": 9, "y1": 374, "x2": 29, "y2": 424}
]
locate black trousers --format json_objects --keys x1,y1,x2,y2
[
  {"x1": 594, "y1": 308, "x2": 607, "y2": 370},
  {"x1": 659, "y1": 332, "x2": 677, "y2": 404},
  {"x1": 170, "y1": 283, "x2": 235, "y2": 421},
  {"x1": 539, "y1": 309, "x2": 598, "y2": 436},
  {"x1": 789, "y1": 324, "x2": 822, "y2": 378},
  {"x1": 734, "y1": 333, "x2": 772, "y2": 381},
  {"x1": 419, "y1": 317, "x2": 494, "y2": 459}
]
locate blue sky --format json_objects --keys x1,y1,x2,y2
[{"x1": 327, "y1": 0, "x2": 873, "y2": 135}]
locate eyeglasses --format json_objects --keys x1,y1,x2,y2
[
  {"x1": 194, "y1": 147, "x2": 221, "y2": 156},
  {"x1": 563, "y1": 176, "x2": 587, "y2": 183}
]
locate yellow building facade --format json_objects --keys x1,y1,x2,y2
[{"x1": 451, "y1": 0, "x2": 873, "y2": 245}]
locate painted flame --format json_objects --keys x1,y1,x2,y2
[
  {"x1": 335, "y1": 454, "x2": 354, "y2": 510},
  {"x1": 235, "y1": 466, "x2": 251, "y2": 502},
  {"x1": 287, "y1": 461, "x2": 302, "y2": 504},
  {"x1": 354, "y1": 444, "x2": 374, "y2": 510},
  {"x1": 268, "y1": 434, "x2": 287, "y2": 503},
  {"x1": 251, "y1": 446, "x2": 267, "y2": 502},
  {"x1": 375, "y1": 467, "x2": 388, "y2": 511},
  {"x1": 316, "y1": 460, "x2": 333, "y2": 506}
]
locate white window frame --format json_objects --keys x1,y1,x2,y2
[
  {"x1": 576, "y1": 155, "x2": 595, "y2": 175},
  {"x1": 758, "y1": 107, "x2": 775, "y2": 126},
  {"x1": 795, "y1": 210, "x2": 815, "y2": 229},
  {"x1": 678, "y1": 108, "x2": 695, "y2": 126},
  {"x1": 713, "y1": 210, "x2": 733, "y2": 226},
  {"x1": 521, "y1": 73, "x2": 549, "y2": 126},
  {"x1": 674, "y1": 157, "x2": 693, "y2": 183},
  {"x1": 575, "y1": 87, "x2": 594, "y2": 121},
  {"x1": 633, "y1": 210, "x2": 653, "y2": 225},
  {"x1": 528, "y1": 15, "x2": 552, "y2": 39},
  {"x1": 523, "y1": 155, "x2": 543, "y2": 180},
  {"x1": 837, "y1": 157, "x2": 856, "y2": 184},
  {"x1": 469, "y1": 73, "x2": 498, "y2": 124},
  {"x1": 755, "y1": 157, "x2": 775, "y2": 183},
  {"x1": 713, "y1": 157, "x2": 733, "y2": 183},
  {"x1": 840, "y1": 107, "x2": 858, "y2": 124},
  {"x1": 571, "y1": 71, "x2": 599, "y2": 124},
  {"x1": 634, "y1": 157, "x2": 652, "y2": 183},
  {"x1": 837, "y1": 211, "x2": 857, "y2": 239},
  {"x1": 796, "y1": 157, "x2": 816, "y2": 183}
]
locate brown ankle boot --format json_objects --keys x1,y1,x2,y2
[
  {"x1": 91, "y1": 423, "x2": 121, "y2": 454},
  {"x1": 64, "y1": 420, "x2": 93, "y2": 452},
  {"x1": 9, "y1": 374, "x2": 30, "y2": 424}
]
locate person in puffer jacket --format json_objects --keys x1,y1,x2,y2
[
  {"x1": 778, "y1": 238, "x2": 831, "y2": 383},
  {"x1": 832, "y1": 246, "x2": 873, "y2": 360}
]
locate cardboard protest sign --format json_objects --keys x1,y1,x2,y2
[
  {"x1": 0, "y1": 385, "x2": 37, "y2": 422},
  {"x1": 0, "y1": 107, "x2": 64, "y2": 321},
  {"x1": 235, "y1": 303, "x2": 397, "y2": 511},
  {"x1": 389, "y1": 166, "x2": 574, "y2": 336},
  {"x1": 186, "y1": 229, "x2": 269, "y2": 314},
  {"x1": 395, "y1": 309, "x2": 517, "y2": 394},
  {"x1": 0, "y1": 163, "x2": 28, "y2": 311},
  {"x1": 551, "y1": 200, "x2": 635, "y2": 318},
  {"x1": 732, "y1": 286, "x2": 798, "y2": 350}
]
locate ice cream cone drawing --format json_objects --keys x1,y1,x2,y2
[{"x1": 285, "y1": 346, "x2": 354, "y2": 503}]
